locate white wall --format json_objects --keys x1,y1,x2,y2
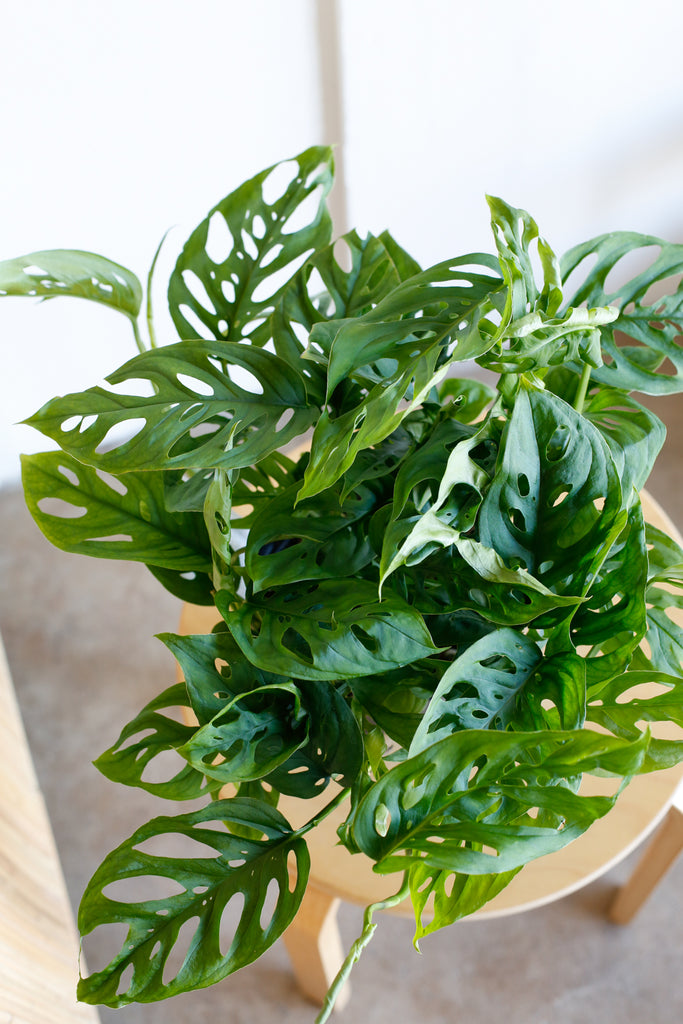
[
  {"x1": 0, "y1": 0, "x2": 323, "y2": 484},
  {"x1": 3, "y1": 0, "x2": 683, "y2": 485},
  {"x1": 339, "y1": 0, "x2": 683, "y2": 263}
]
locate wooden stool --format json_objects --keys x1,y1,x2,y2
[{"x1": 178, "y1": 489, "x2": 683, "y2": 1011}]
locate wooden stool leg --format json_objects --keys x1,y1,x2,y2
[
  {"x1": 282, "y1": 883, "x2": 350, "y2": 1011},
  {"x1": 609, "y1": 801, "x2": 683, "y2": 924}
]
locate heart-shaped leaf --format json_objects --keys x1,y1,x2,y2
[
  {"x1": 409, "y1": 629, "x2": 585, "y2": 756},
  {"x1": 218, "y1": 579, "x2": 440, "y2": 681},
  {"x1": 21, "y1": 451, "x2": 212, "y2": 571},
  {"x1": 0, "y1": 248, "x2": 141, "y2": 319},
  {"x1": 77, "y1": 799, "x2": 309, "y2": 1006},
  {"x1": 26, "y1": 340, "x2": 315, "y2": 472},
  {"x1": 168, "y1": 147, "x2": 333, "y2": 344}
]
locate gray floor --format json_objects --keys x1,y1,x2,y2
[{"x1": 1, "y1": 392, "x2": 682, "y2": 1023}]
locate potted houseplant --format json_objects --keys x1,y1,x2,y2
[{"x1": 3, "y1": 145, "x2": 683, "y2": 1020}]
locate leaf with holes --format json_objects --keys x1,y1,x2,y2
[
  {"x1": 168, "y1": 147, "x2": 333, "y2": 345},
  {"x1": 160, "y1": 629, "x2": 287, "y2": 726},
  {"x1": 409, "y1": 860, "x2": 520, "y2": 944},
  {"x1": 272, "y1": 228, "x2": 402, "y2": 375},
  {"x1": 349, "y1": 661, "x2": 440, "y2": 749},
  {"x1": 350, "y1": 728, "x2": 648, "y2": 874},
  {"x1": 21, "y1": 451, "x2": 212, "y2": 571},
  {"x1": 25, "y1": 340, "x2": 315, "y2": 472},
  {"x1": 0, "y1": 248, "x2": 141, "y2": 319},
  {"x1": 569, "y1": 502, "x2": 648, "y2": 685},
  {"x1": 409, "y1": 629, "x2": 585, "y2": 756},
  {"x1": 94, "y1": 685, "x2": 208, "y2": 800},
  {"x1": 587, "y1": 669, "x2": 683, "y2": 770},
  {"x1": 265, "y1": 679, "x2": 364, "y2": 797},
  {"x1": 477, "y1": 383, "x2": 625, "y2": 596},
  {"x1": 246, "y1": 481, "x2": 376, "y2": 592},
  {"x1": 177, "y1": 682, "x2": 309, "y2": 785},
  {"x1": 584, "y1": 388, "x2": 666, "y2": 499},
  {"x1": 218, "y1": 579, "x2": 441, "y2": 681},
  {"x1": 638, "y1": 523, "x2": 683, "y2": 675},
  {"x1": 77, "y1": 799, "x2": 309, "y2": 1006},
  {"x1": 560, "y1": 232, "x2": 683, "y2": 394}
]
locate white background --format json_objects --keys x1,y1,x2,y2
[{"x1": 2, "y1": 0, "x2": 683, "y2": 483}]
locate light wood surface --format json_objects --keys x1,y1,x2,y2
[{"x1": 0, "y1": 635, "x2": 99, "y2": 1024}]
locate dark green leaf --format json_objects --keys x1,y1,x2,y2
[
  {"x1": 94, "y1": 685, "x2": 208, "y2": 800},
  {"x1": 218, "y1": 579, "x2": 440, "y2": 681},
  {"x1": 584, "y1": 388, "x2": 666, "y2": 498},
  {"x1": 77, "y1": 799, "x2": 309, "y2": 1006},
  {"x1": 409, "y1": 861, "x2": 519, "y2": 944}
]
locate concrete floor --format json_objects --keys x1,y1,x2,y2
[{"x1": 1, "y1": 390, "x2": 682, "y2": 1023}]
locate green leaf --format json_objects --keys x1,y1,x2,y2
[
  {"x1": 409, "y1": 860, "x2": 519, "y2": 945},
  {"x1": 94, "y1": 685, "x2": 208, "y2": 800},
  {"x1": 477, "y1": 383, "x2": 625, "y2": 596},
  {"x1": 26, "y1": 341, "x2": 315, "y2": 472},
  {"x1": 640, "y1": 524, "x2": 683, "y2": 674},
  {"x1": 168, "y1": 146, "x2": 333, "y2": 344},
  {"x1": 77, "y1": 799, "x2": 309, "y2": 1006},
  {"x1": 265, "y1": 679, "x2": 364, "y2": 797},
  {"x1": 159, "y1": 630, "x2": 287, "y2": 726},
  {"x1": 218, "y1": 579, "x2": 441, "y2": 681},
  {"x1": 245, "y1": 481, "x2": 376, "y2": 592},
  {"x1": 349, "y1": 661, "x2": 440, "y2": 749},
  {"x1": 350, "y1": 728, "x2": 648, "y2": 874},
  {"x1": 487, "y1": 195, "x2": 562, "y2": 322},
  {"x1": 0, "y1": 248, "x2": 141, "y2": 319},
  {"x1": 21, "y1": 451, "x2": 212, "y2": 571},
  {"x1": 178, "y1": 682, "x2": 309, "y2": 784},
  {"x1": 584, "y1": 388, "x2": 666, "y2": 499},
  {"x1": 409, "y1": 629, "x2": 585, "y2": 755},
  {"x1": 560, "y1": 232, "x2": 683, "y2": 394}
]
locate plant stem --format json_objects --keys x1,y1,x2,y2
[
  {"x1": 130, "y1": 316, "x2": 147, "y2": 354},
  {"x1": 314, "y1": 874, "x2": 411, "y2": 1023},
  {"x1": 293, "y1": 787, "x2": 350, "y2": 839},
  {"x1": 573, "y1": 361, "x2": 592, "y2": 414}
]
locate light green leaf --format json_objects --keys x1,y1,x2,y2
[
  {"x1": 21, "y1": 451, "x2": 212, "y2": 571},
  {"x1": 0, "y1": 248, "x2": 141, "y2": 319},
  {"x1": 168, "y1": 146, "x2": 333, "y2": 344},
  {"x1": 77, "y1": 799, "x2": 309, "y2": 1006},
  {"x1": 25, "y1": 341, "x2": 315, "y2": 472},
  {"x1": 409, "y1": 861, "x2": 519, "y2": 945}
]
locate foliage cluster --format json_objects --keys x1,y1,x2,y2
[{"x1": 3, "y1": 147, "x2": 683, "y2": 1017}]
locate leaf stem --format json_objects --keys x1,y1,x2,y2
[
  {"x1": 293, "y1": 786, "x2": 350, "y2": 839},
  {"x1": 314, "y1": 874, "x2": 411, "y2": 1023},
  {"x1": 573, "y1": 361, "x2": 592, "y2": 414},
  {"x1": 130, "y1": 316, "x2": 147, "y2": 354}
]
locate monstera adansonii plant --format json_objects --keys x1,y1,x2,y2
[{"x1": 3, "y1": 146, "x2": 683, "y2": 1020}]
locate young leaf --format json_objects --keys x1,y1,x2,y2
[
  {"x1": 218, "y1": 579, "x2": 441, "y2": 681},
  {"x1": 21, "y1": 451, "x2": 212, "y2": 571},
  {"x1": 0, "y1": 249, "x2": 142, "y2": 319},
  {"x1": 168, "y1": 146, "x2": 333, "y2": 344},
  {"x1": 25, "y1": 341, "x2": 315, "y2": 472},
  {"x1": 409, "y1": 861, "x2": 520, "y2": 944},
  {"x1": 77, "y1": 799, "x2": 309, "y2": 1006}
]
